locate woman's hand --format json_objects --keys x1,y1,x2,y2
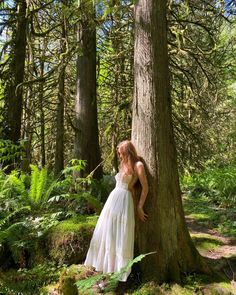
[{"x1": 137, "y1": 206, "x2": 148, "y2": 222}]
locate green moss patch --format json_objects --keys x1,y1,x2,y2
[
  {"x1": 183, "y1": 195, "x2": 236, "y2": 238},
  {"x1": 191, "y1": 233, "x2": 223, "y2": 252},
  {"x1": 57, "y1": 264, "x2": 103, "y2": 295},
  {"x1": 46, "y1": 216, "x2": 98, "y2": 265},
  {"x1": 130, "y1": 280, "x2": 235, "y2": 295}
]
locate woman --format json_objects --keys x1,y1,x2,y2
[{"x1": 84, "y1": 140, "x2": 149, "y2": 282}]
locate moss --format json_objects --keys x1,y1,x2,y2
[
  {"x1": 190, "y1": 233, "x2": 223, "y2": 252},
  {"x1": 202, "y1": 282, "x2": 235, "y2": 295},
  {"x1": 130, "y1": 281, "x2": 235, "y2": 295},
  {"x1": 170, "y1": 284, "x2": 195, "y2": 295},
  {"x1": 51, "y1": 216, "x2": 97, "y2": 233},
  {"x1": 40, "y1": 283, "x2": 59, "y2": 295},
  {"x1": 131, "y1": 282, "x2": 167, "y2": 295},
  {"x1": 47, "y1": 216, "x2": 98, "y2": 265},
  {"x1": 60, "y1": 277, "x2": 78, "y2": 295},
  {"x1": 58, "y1": 265, "x2": 93, "y2": 295}
]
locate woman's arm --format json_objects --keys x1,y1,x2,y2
[{"x1": 135, "y1": 161, "x2": 149, "y2": 222}]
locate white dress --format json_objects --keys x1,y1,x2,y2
[{"x1": 84, "y1": 171, "x2": 135, "y2": 282}]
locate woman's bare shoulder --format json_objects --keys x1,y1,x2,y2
[{"x1": 134, "y1": 161, "x2": 144, "y2": 172}]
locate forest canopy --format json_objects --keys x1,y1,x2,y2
[{"x1": 0, "y1": 0, "x2": 235, "y2": 174}]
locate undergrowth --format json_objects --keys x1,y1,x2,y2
[{"x1": 181, "y1": 165, "x2": 236, "y2": 207}]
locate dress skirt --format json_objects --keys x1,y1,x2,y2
[{"x1": 84, "y1": 185, "x2": 135, "y2": 282}]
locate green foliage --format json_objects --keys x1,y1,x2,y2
[
  {"x1": 0, "y1": 206, "x2": 31, "y2": 231},
  {"x1": 48, "y1": 160, "x2": 104, "y2": 215},
  {"x1": 0, "y1": 210, "x2": 60, "y2": 266},
  {"x1": 0, "y1": 263, "x2": 61, "y2": 295},
  {"x1": 75, "y1": 252, "x2": 156, "y2": 294},
  {"x1": 62, "y1": 159, "x2": 86, "y2": 176},
  {"x1": 0, "y1": 140, "x2": 23, "y2": 166},
  {"x1": 183, "y1": 194, "x2": 236, "y2": 238},
  {"x1": 28, "y1": 164, "x2": 57, "y2": 208},
  {"x1": 181, "y1": 165, "x2": 236, "y2": 207},
  {"x1": 47, "y1": 216, "x2": 97, "y2": 265}
]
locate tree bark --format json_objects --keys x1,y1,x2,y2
[
  {"x1": 54, "y1": 4, "x2": 67, "y2": 176},
  {"x1": 132, "y1": 0, "x2": 210, "y2": 282},
  {"x1": 4, "y1": 0, "x2": 27, "y2": 142},
  {"x1": 3, "y1": 0, "x2": 27, "y2": 169},
  {"x1": 74, "y1": 0, "x2": 103, "y2": 179},
  {"x1": 39, "y1": 57, "x2": 46, "y2": 168}
]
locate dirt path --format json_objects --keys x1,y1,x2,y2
[{"x1": 186, "y1": 216, "x2": 236, "y2": 260}]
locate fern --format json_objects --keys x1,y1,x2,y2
[
  {"x1": 43, "y1": 178, "x2": 61, "y2": 204},
  {"x1": 1, "y1": 221, "x2": 32, "y2": 264},
  {"x1": 8, "y1": 171, "x2": 27, "y2": 197},
  {"x1": 35, "y1": 167, "x2": 47, "y2": 203},
  {"x1": 0, "y1": 206, "x2": 31, "y2": 231},
  {"x1": 28, "y1": 165, "x2": 53, "y2": 207},
  {"x1": 29, "y1": 165, "x2": 40, "y2": 203},
  {"x1": 75, "y1": 252, "x2": 156, "y2": 293}
]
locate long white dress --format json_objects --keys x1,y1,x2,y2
[{"x1": 84, "y1": 171, "x2": 135, "y2": 282}]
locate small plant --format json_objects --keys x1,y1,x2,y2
[{"x1": 75, "y1": 252, "x2": 156, "y2": 294}]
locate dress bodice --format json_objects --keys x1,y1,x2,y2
[{"x1": 115, "y1": 171, "x2": 133, "y2": 190}]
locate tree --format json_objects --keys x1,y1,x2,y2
[
  {"x1": 1, "y1": 0, "x2": 27, "y2": 169},
  {"x1": 54, "y1": 0, "x2": 68, "y2": 176},
  {"x1": 131, "y1": 0, "x2": 210, "y2": 282},
  {"x1": 74, "y1": 0, "x2": 103, "y2": 179}
]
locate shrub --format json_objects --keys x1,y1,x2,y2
[{"x1": 181, "y1": 165, "x2": 236, "y2": 207}]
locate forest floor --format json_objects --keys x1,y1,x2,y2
[
  {"x1": 114, "y1": 195, "x2": 236, "y2": 294},
  {"x1": 0, "y1": 195, "x2": 236, "y2": 294},
  {"x1": 184, "y1": 194, "x2": 236, "y2": 262}
]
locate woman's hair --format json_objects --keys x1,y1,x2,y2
[{"x1": 117, "y1": 140, "x2": 141, "y2": 174}]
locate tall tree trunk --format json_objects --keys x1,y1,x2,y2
[
  {"x1": 74, "y1": 0, "x2": 103, "y2": 179},
  {"x1": 54, "y1": 4, "x2": 67, "y2": 176},
  {"x1": 22, "y1": 33, "x2": 34, "y2": 173},
  {"x1": 132, "y1": 0, "x2": 210, "y2": 282},
  {"x1": 39, "y1": 57, "x2": 46, "y2": 168},
  {"x1": 3, "y1": 0, "x2": 27, "y2": 168},
  {"x1": 22, "y1": 87, "x2": 33, "y2": 173}
]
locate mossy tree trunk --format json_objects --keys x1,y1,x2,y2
[
  {"x1": 3, "y1": 0, "x2": 27, "y2": 169},
  {"x1": 132, "y1": 0, "x2": 210, "y2": 282},
  {"x1": 74, "y1": 0, "x2": 103, "y2": 180},
  {"x1": 54, "y1": 0, "x2": 68, "y2": 176}
]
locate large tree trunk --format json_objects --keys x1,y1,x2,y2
[
  {"x1": 39, "y1": 57, "x2": 46, "y2": 168},
  {"x1": 54, "y1": 57, "x2": 65, "y2": 176},
  {"x1": 132, "y1": 0, "x2": 210, "y2": 282},
  {"x1": 3, "y1": 0, "x2": 27, "y2": 169},
  {"x1": 74, "y1": 0, "x2": 103, "y2": 179},
  {"x1": 4, "y1": 0, "x2": 27, "y2": 142},
  {"x1": 54, "y1": 5, "x2": 67, "y2": 176}
]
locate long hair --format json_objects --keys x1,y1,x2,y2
[{"x1": 117, "y1": 140, "x2": 141, "y2": 174}]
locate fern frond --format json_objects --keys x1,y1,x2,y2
[
  {"x1": 0, "y1": 206, "x2": 31, "y2": 231},
  {"x1": 35, "y1": 167, "x2": 47, "y2": 203},
  {"x1": 75, "y1": 252, "x2": 156, "y2": 293},
  {"x1": 43, "y1": 178, "x2": 60, "y2": 204},
  {"x1": 8, "y1": 172, "x2": 26, "y2": 197},
  {"x1": 29, "y1": 165, "x2": 39, "y2": 202}
]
